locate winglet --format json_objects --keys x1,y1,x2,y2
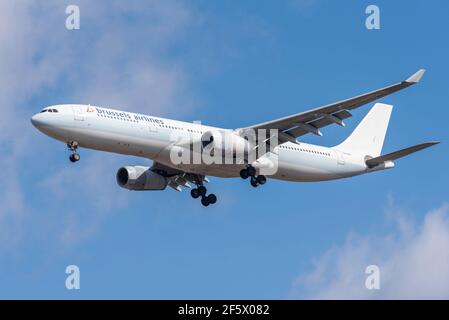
[{"x1": 406, "y1": 69, "x2": 426, "y2": 83}]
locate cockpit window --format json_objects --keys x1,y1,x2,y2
[{"x1": 40, "y1": 108, "x2": 58, "y2": 113}]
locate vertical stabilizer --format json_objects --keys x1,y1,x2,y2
[{"x1": 333, "y1": 103, "x2": 392, "y2": 157}]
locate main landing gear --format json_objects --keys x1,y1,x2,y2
[
  {"x1": 190, "y1": 184, "x2": 217, "y2": 207},
  {"x1": 239, "y1": 165, "x2": 267, "y2": 188},
  {"x1": 67, "y1": 141, "x2": 80, "y2": 163}
]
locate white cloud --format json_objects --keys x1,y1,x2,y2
[
  {"x1": 291, "y1": 203, "x2": 449, "y2": 299},
  {"x1": 0, "y1": 0, "x2": 196, "y2": 142},
  {"x1": 39, "y1": 153, "x2": 129, "y2": 245},
  {"x1": 0, "y1": 0, "x2": 197, "y2": 249},
  {"x1": 0, "y1": 0, "x2": 276, "y2": 250},
  {"x1": 66, "y1": 0, "x2": 196, "y2": 115},
  {"x1": 0, "y1": 155, "x2": 26, "y2": 249}
]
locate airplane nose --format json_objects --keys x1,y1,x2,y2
[
  {"x1": 31, "y1": 114, "x2": 38, "y2": 127},
  {"x1": 31, "y1": 113, "x2": 44, "y2": 128}
]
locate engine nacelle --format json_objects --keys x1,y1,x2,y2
[
  {"x1": 116, "y1": 166, "x2": 167, "y2": 191},
  {"x1": 201, "y1": 130, "x2": 250, "y2": 157}
]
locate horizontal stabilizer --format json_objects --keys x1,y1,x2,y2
[{"x1": 365, "y1": 141, "x2": 439, "y2": 168}]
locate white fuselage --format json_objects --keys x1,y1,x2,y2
[{"x1": 31, "y1": 104, "x2": 370, "y2": 182}]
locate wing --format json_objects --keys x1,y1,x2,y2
[
  {"x1": 151, "y1": 162, "x2": 209, "y2": 192},
  {"x1": 242, "y1": 69, "x2": 425, "y2": 142}
]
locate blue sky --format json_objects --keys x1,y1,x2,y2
[{"x1": 1, "y1": 0, "x2": 449, "y2": 299}]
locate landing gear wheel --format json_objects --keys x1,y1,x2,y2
[
  {"x1": 197, "y1": 185, "x2": 207, "y2": 197},
  {"x1": 250, "y1": 177, "x2": 259, "y2": 187},
  {"x1": 240, "y1": 169, "x2": 249, "y2": 180},
  {"x1": 191, "y1": 188, "x2": 200, "y2": 199},
  {"x1": 256, "y1": 175, "x2": 267, "y2": 185},
  {"x1": 247, "y1": 166, "x2": 256, "y2": 177},
  {"x1": 201, "y1": 196, "x2": 210, "y2": 207},
  {"x1": 69, "y1": 153, "x2": 80, "y2": 163},
  {"x1": 67, "y1": 141, "x2": 80, "y2": 163},
  {"x1": 207, "y1": 194, "x2": 217, "y2": 205},
  {"x1": 193, "y1": 183, "x2": 216, "y2": 207}
]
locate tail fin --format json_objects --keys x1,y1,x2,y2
[{"x1": 334, "y1": 103, "x2": 392, "y2": 157}]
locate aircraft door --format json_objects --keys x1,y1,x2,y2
[{"x1": 72, "y1": 105, "x2": 85, "y2": 121}]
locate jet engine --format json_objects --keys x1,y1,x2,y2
[
  {"x1": 116, "y1": 166, "x2": 167, "y2": 191},
  {"x1": 201, "y1": 130, "x2": 250, "y2": 157}
]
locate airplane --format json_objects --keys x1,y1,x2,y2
[{"x1": 31, "y1": 69, "x2": 439, "y2": 207}]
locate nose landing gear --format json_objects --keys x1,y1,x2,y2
[
  {"x1": 240, "y1": 165, "x2": 267, "y2": 188},
  {"x1": 67, "y1": 141, "x2": 80, "y2": 163},
  {"x1": 191, "y1": 184, "x2": 217, "y2": 207},
  {"x1": 69, "y1": 153, "x2": 80, "y2": 163}
]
